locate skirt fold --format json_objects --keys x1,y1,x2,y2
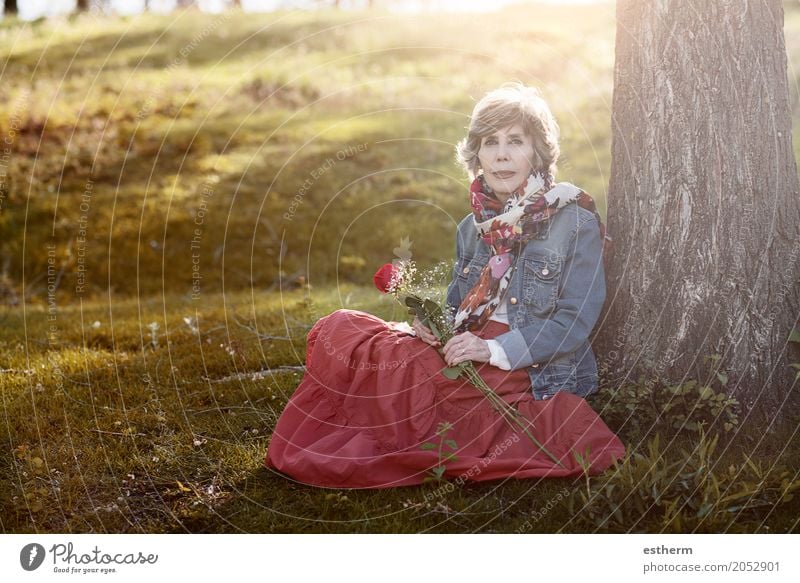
[{"x1": 266, "y1": 309, "x2": 624, "y2": 488}]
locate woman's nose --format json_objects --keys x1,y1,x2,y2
[{"x1": 496, "y1": 142, "x2": 509, "y2": 160}]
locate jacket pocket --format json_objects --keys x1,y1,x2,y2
[
  {"x1": 457, "y1": 254, "x2": 489, "y2": 297},
  {"x1": 532, "y1": 357, "x2": 578, "y2": 401},
  {"x1": 521, "y1": 255, "x2": 562, "y2": 315}
]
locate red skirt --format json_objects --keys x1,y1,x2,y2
[{"x1": 265, "y1": 309, "x2": 625, "y2": 488}]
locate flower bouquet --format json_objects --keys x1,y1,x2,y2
[{"x1": 373, "y1": 260, "x2": 563, "y2": 467}]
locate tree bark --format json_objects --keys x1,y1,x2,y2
[
  {"x1": 75, "y1": 0, "x2": 89, "y2": 11},
  {"x1": 4, "y1": 0, "x2": 18, "y2": 15},
  {"x1": 598, "y1": 0, "x2": 800, "y2": 417}
]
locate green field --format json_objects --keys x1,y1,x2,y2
[{"x1": 1, "y1": 4, "x2": 799, "y2": 533}]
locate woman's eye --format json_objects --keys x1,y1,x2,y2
[{"x1": 484, "y1": 138, "x2": 497, "y2": 145}]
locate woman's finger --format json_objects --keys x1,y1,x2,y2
[
  {"x1": 413, "y1": 323, "x2": 432, "y2": 344},
  {"x1": 412, "y1": 317, "x2": 440, "y2": 346},
  {"x1": 443, "y1": 339, "x2": 459, "y2": 362},
  {"x1": 442, "y1": 339, "x2": 454, "y2": 359}
]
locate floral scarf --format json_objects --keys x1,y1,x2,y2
[{"x1": 452, "y1": 170, "x2": 611, "y2": 333}]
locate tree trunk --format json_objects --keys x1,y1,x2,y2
[
  {"x1": 4, "y1": 0, "x2": 18, "y2": 15},
  {"x1": 75, "y1": 0, "x2": 89, "y2": 11},
  {"x1": 598, "y1": 0, "x2": 800, "y2": 417}
]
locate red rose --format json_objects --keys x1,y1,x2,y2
[{"x1": 373, "y1": 263, "x2": 398, "y2": 293}]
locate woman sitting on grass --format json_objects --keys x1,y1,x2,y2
[{"x1": 266, "y1": 82, "x2": 624, "y2": 488}]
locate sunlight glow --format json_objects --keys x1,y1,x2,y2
[{"x1": 8, "y1": 0, "x2": 610, "y2": 21}]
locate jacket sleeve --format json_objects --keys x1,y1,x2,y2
[{"x1": 491, "y1": 215, "x2": 606, "y2": 370}]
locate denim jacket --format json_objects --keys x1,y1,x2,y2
[{"x1": 445, "y1": 202, "x2": 606, "y2": 400}]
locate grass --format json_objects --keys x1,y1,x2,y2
[
  {"x1": 3, "y1": 4, "x2": 798, "y2": 300},
  {"x1": 1, "y1": 284, "x2": 799, "y2": 533},
  {"x1": 1, "y1": 4, "x2": 620, "y2": 300},
  {"x1": 1, "y1": 4, "x2": 800, "y2": 532}
]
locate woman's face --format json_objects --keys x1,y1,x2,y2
[{"x1": 477, "y1": 123, "x2": 535, "y2": 196}]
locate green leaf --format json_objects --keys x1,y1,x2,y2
[
  {"x1": 420, "y1": 443, "x2": 437, "y2": 450},
  {"x1": 436, "y1": 421, "x2": 454, "y2": 434},
  {"x1": 445, "y1": 439, "x2": 458, "y2": 450},
  {"x1": 441, "y1": 367, "x2": 462, "y2": 380},
  {"x1": 423, "y1": 298, "x2": 443, "y2": 316},
  {"x1": 715, "y1": 372, "x2": 728, "y2": 386},
  {"x1": 789, "y1": 328, "x2": 800, "y2": 343},
  {"x1": 405, "y1": 295, "x2": 446, "y2": 338},
  {"x1": 404, "y1": 296, "x2": 425, "y2": 319},
  {"x1": 404, "y1": 295, "x2": 423, "y2": 309}
]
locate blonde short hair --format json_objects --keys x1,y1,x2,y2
[{"x1": 456, "y1": 82, "x2": 560, "y2": 180}]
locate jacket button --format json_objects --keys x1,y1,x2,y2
[
  {"x1": 532, "y1": 363, "x2": 539, "y2": 368},
  {"x1": 541, "y1": 268, "x2": 550, "y2": 276},
  {"x1": 462, "y1": 267, "x2": 470, "y2": 274},
  {"x1": 509, "y1": 297, "x2": 517, "y2": 305}
]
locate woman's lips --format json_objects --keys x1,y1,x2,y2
[{"x1": 492, "y1": 171, "x2": 516, "y2": 179}]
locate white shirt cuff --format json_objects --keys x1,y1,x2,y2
[
  {"x1": 486, "y1": 339, "x2": 512, "y2": 370},
  {"x1": 387, "y1": 321, "x2": 415, "y2": 335}
]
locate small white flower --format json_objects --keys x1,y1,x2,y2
[{"x1": 183, "y1": 316, "x2": 199, "y2": 334}]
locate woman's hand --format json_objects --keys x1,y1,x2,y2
[
  {"x1": 412, "y1": 316, "x2": 441, "y2": 347},
  {"x1": 443, "y1": 332, "x2": 491, "y2": 366}
]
